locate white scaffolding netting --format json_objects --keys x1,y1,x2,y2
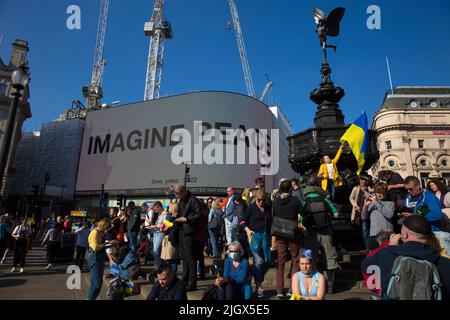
[{"x1": 9, "y1": 119, "x2": 85, "y2": 200}]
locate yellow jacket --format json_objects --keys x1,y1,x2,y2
[{"x1": 317, "y1": 146, "x2": 343, "y2": 191}]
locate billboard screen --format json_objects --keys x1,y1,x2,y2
[{"x1": 76, "y1": 92, "x2": 274, "y2": 195}]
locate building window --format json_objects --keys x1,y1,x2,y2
[
  {"x1": 420, "y1": 173, "x2": 430, "y2": 188},
  {"x1": 443, "y1": 173, "x2": 450, "y2": 186},
  {"x1": 439, "y1": 140, "x2": 446, "y2": 149},
  {"x1": 388, "y1": 160, "x2": 396, "y2": 167},
  {"x1": 420, "y1": 159, "x2": 427, "y2": 167},
  {"x1": 442, "y1": 160, "x2": 448, "y2": 167},
  {"x1": 385, "y1": 141, "x2": 392, "y2": 151},
  {"x1": 0, "y1": 83, "x2": 7, "y2": 96},
  {"x1": 409, "y1": 99, "x2": 419, "y2": 108},
  {"x1": 429, "y1": 100, "x2": 438, "y2": 108},
  {"x1": 418, "y1": 140, "x2": 424, "y2": 149}
]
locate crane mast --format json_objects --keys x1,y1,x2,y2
[
  {"x1": 83, "y1": 0, "x2": 110, "y2": 110},
  {"x1": 144, "y1": 0, "x2": 173, "y2": 101},
  {"x1": 228, "y1": 0, "x2": 255, "y2": 98}
]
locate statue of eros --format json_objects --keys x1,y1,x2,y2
[{"x1": 313, "y1": 7, "x2": 345, "y2": 63}]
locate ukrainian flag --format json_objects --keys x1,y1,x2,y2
[{"x1": 339, "y1": 112, "x2": 368, "y2": 175}]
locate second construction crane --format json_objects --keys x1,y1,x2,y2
[
  {"x1": 83, "y1": 0, "x2": 110, "y2": 110},
  {"x1": 144, "y1": 0, "x2": 173, "y2": 101},
  {"x1": 228, "y1": 0, "x2": 255, "y2": 98}
]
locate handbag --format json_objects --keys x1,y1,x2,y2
[
  {"x1": 208, "y1": 215, "x2": 220, "y2": 230},
  {"x1": 202, "y1": 284, "x2": 219, "y2": 300},
  {"x1": 271, "y1": 216, "x2": 298, "y2": 240}
]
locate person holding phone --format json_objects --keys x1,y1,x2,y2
[{"x1": 361, "y1": 182, "x2": 395, "y2": 250}]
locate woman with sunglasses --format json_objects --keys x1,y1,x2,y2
[
  {"x1": 241, "y1": 190, "x2": 272, "y2": 299},
  {"x1": 215, "y1": 241, "x2": 251, "y2": 300}
]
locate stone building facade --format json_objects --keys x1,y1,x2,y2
[
  {"x1": 0, "y1": 39, "x2": 32, "y2": 199},
  {"x1": 370, "y1": 86, "x2": 450, "y2": 187}
]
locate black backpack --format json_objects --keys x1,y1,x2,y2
[{"x1": 303, "y1": 195, "x2": 330, "y2": 229}]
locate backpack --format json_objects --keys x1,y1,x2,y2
[
  {"x1": 303, "y1": 195, "x2": 330, "y2": 229},
  {"x1": 106, "y1": 278, "x2": 125, "y2": 300},
  {"x1": 383, "y1": 256, "x2": 443, "y2": 300}
]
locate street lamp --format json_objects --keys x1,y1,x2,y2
[{"x1": 0, "y1": 64, "x2": 30, "y2": 205}]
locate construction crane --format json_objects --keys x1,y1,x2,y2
[
  {"x1": 228, "y1": 0, "x2": 255, "y2": 98},
  {"x1": 259, "y1": 72, "x2": 273, "y2": 101},
  {"x1": 144, "y1": 0, "x2": 173, "y2": 101},
  {"x1": 82, "y1": 0, "x2": 110, "y2": 110}
]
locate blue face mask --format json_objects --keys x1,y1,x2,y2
[{"x1": 229, "y1": 252, "x2": 239, "y2": 260}]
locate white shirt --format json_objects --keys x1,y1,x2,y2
[
  {"x1": 144, "y1": 209, "x2": 154, "y2": 227},
  {"x1": 326, "y1": 163, "x2": 334, "y2": 179}
]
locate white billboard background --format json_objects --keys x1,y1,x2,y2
[{"x1": 76, "y1": 92, "x2": 274, "y2": 194}]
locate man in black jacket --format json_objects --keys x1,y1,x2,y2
[
  {"x1": 173, "y1": 184, "x2": 203, "y2": 291},
  {"x1": 126, "y1": 201, "x2": 141, "y2": 254},
  {"x1": 147, "y1": 263, "x2": 187, "y2": 300},
  {"x1": 361, "y1": 215, "x2": 450, "y2": 300},
  {"x1": 273, "y1": 179, "x2": 302, "y2": 298}
]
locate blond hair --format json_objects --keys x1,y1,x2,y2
[
  {"x1": 212, "y1": 198, "x2": 221, "y2": 209},
  {"x1": 95, "y1": 218, "x2": 111, "y2": 232},
  {"x1": 169, "y1": 202, "x2": 178, "y2": 217}
]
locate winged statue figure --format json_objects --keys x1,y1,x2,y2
[{"x1": 313, "y1": 7, "x2": 345, "y2": 63}]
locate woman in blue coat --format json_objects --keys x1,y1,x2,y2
[{"x1": 215, "y1": 241, "x2": 251, "y2": 300}]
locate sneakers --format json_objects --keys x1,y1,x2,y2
[
  {"x1": 45, "y1": 264, "x2": 53, "y2": 270},
  {"x1": 10, "y1": 267, "x2": 16, "y2": 273},
  {"x1": 19, "y1": 268, "x2": 24, "y2": 273},
  {"x1": 256, "y1": 288, "x2": 265, "y2": 299},
  {"x1": 276, "y1": 292, "x2": 285, "y2": 299},
  {"x1": 286, "y1": 291, "x2": 292, "y2": 298}
]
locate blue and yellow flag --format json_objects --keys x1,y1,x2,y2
[{"x1": 339, "y1": 112, "x2": 368, "y2": 175}]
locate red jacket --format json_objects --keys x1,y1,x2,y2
[{"x1": 362, "y1": 240, "x2": 390, "y2": 299}]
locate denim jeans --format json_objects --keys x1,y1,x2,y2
[
  {"x1": 208, "y1": 229, "x2": 220, "y2": 257},
  {"x1": 153, "y1": 231, "x2": 164, "y2": 268},
  {"x1": 250, "y1": 232, "x2": 270, "y2": 287},
  {"x1": 225, "y1": 217, "x2": 238, "y2": 246},
  {"x1": 327, "y1": 179, "x2": 335, "y2": 201},
  {"x1": 86, "y1": 249, "x2": 106, "y2": 300},
  {"x1": 128, "y1": 231, "x2": 139, "y2": 254},
  {"x1": 362, "y1": 220, "x2": 370, "y2": 249}
]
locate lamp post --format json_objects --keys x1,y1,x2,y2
[{"x1": 0, "y1": 64, "x2": 30, "y2": 207}]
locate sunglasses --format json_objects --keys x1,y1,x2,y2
[
  {"x1": 256, "y1": 199, "x2": 264, "y2": 202},
  {"x1": 405, "y1": 185, "x2": 419, "y2": 192},
  {"x1": 229, "y1": 250, "x2": 238, "y2": 253}
]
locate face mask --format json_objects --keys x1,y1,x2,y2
[{"x1": 229, "y1": 252, "x2": 239, "y2": 260}]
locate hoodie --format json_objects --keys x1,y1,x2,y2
[
  {"x1": 272, "y1": 195, "x2": 301, "y2": 222},
  {"x1": 361, "y1": 241, "x2": 450, "y2": 300}
]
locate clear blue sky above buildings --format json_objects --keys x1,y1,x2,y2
[{"x1": 1, "y1": 0, "x2": 449, "y2": 133}]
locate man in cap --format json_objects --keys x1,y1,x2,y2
[{"x1": 361, "y1": 215, "x2": 450, "y2": 299}]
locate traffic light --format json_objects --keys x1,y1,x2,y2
[{"x1": 116, "y1": 194, "x2": 123, "y2": 207}]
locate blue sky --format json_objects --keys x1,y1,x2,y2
[{"x1": 1, "y1": 0, "x2": 449, "y2": 133}]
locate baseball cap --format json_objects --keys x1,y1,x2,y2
[{"x1": 402, "y1": 215, "x2": 432, "y2": 236}]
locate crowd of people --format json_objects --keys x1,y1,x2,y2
[
  {"x1": 354, "y1": 172, "x2": 450, "y2": 300},
  {"x1": 1, "y1": 165, "x2": 450, "y2": 301}
]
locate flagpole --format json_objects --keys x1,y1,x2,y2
[{"x1": 385, "y1": 56, "x2": 394, "y2": 94}]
